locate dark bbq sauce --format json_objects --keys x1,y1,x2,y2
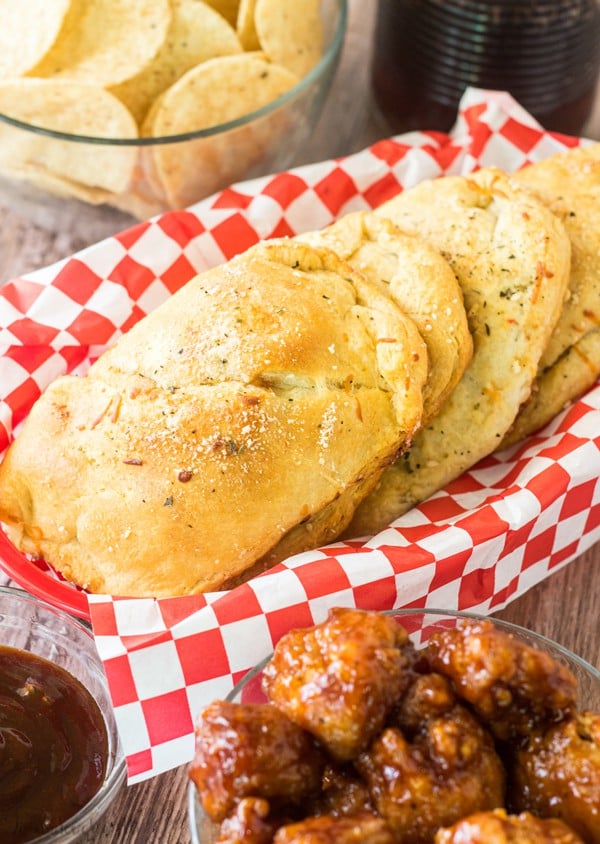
[
  {"x1": 0, "y1": 645, "x2": 108, "y2": 843},
  {"x1": 372, "y1": 0, "x2": 600, "y2": 136}
]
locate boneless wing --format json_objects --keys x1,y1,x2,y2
[
  {"x1": 435, "y1": 809, "x2": 584, "y2": 843},
  {"x1": 425, "y1": 619, "x2": 577, "y2": 741},
  {"x1": 273, "y1": 811, "x2": 395, "y2": 844},
  {"x1": 263, "y1": 607, "x2": 415, "y2": 760},
  {"x1": 356, "y1": 675, "x2": 505, "y2": 844},
  {"x1": 189, "y1": 700, "x2": 325, "y2": 822},
  {"x1": 510, "y1": 711, "x2": 600, "y2": 844}
]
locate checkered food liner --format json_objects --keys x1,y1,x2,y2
[{"x1": 1, "y1": 89, "x2": 598, "y2": 783}]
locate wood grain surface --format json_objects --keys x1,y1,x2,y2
[{"x1": 0, "y1": 3, "x2": 598, "y2": 842}]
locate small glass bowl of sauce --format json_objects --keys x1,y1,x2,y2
[{"x1": 0, "y1": 586, "x2": 126, "y2": 843}]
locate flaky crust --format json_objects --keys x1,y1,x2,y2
[
  {"x1": 502, "y1": 328, "x2": 600, "y2": 447},
  {"x1": 297, "y1": 211, "x2": 472, "y2": 425},
  {"x1": 348, "y1": 167, "x2": 571, "y2": 536},
  {"x1": 501, "y1": 144, "x2": 600, "y2": 443},
  {"x1": 513, "y1": 143, "x2": 600, "y2": 370},
  {"x1": 0, "y1": 240, "x2": 427, "y2": 596}
]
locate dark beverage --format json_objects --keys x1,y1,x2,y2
[{"x1": 372, "y1": 0, "x2": 600, "y2": 135}]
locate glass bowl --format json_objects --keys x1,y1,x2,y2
[
  {"x1": 0, "y1": 585, "x2": 126, "y2": 843},
  {"x1": 0, "y1": 0, "x2": 347, "y2": 226},
  {"x1": 187, "y1": 608, "x2": 600, "y2": 843}
]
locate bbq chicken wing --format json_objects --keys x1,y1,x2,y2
[
  {"x1": 305, "y1": 763, "x2": 374, "y2": 819},
  {"x1": 435, "y1": 808, "x2": 585, "y2": 843},
  {"x1": 273, "y1": 811, "x2": 395, "y2": 844},
  {"x1": 509, "y1": 711, "x2": 600, "y2": 843},
  {"x1": 425, "y1": 620, "x2": 577, "y2": 741},
  {"x1": 215, "y1": 798, "x2": 278, "y2": 844},
  {"x1": 356, "y1": 674, "x2": 505, "y2": 844},
  {"x1": 262, "y1": 607, "x2": 415, "y2": 760},
  {"x1": 190, "y1": 700, "x2": 325, "y2": 822}
]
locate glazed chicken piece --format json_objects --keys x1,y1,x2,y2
[
  {"x1": 395, "y1": 670, "x2": 457, "y2": 732},
  {"x1": 189, "y1": 700, "x2": 325, "y2": 822},
  {"x1": 356, "y1": 673, "x2": 505, "y2": 843},
  {"x1": 262, "y1": 607, "x2": 415, "y2": 760},
  {"x1": 306, "y1": 763, "x2": 374, "y2": 818},
  {"x1": 435, "y1": 808, "x2": 585, "y2": 843},
  {"x1": 273, "y1": 811, "x2": 395, "y2": 844},
  {"x1": 425, "y1": 619, "x2": 577, "y2": 740},
  {"x1": 215, "y1": 798, "x2": 279, "y2": 844},
  {"x1": 509, "y1": 711, "x2": 600, "y2": 844}
]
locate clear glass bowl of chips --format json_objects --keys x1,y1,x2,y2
[
  {"x1": 187, "y1": 608, "x2": 600, "y2": 844},
  {"x1": 0, "y1": 0, "x2": 347, "y2": 222}
]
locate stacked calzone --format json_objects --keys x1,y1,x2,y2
[{"x1": 0, "y1": 144, "x2": 598, "y2": 597}]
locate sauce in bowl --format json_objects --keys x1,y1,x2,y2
[{"x1": 0, "y1": 645, "x2": 108, "y2": 843}]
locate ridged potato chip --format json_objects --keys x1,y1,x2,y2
[
  {"x1": 142, "y1": 53, "x2": 298, "y2": 207},
  {"x1": 255, "y1": 0, "x2": 324, "y2": 77},
  {"x1": 110, "y1": 0, "x2": 242, "y2": 125},
  {"x1": 27, "y1": 0, "x2": 172, "y2": 87},
  {"x1": 0, "y1": 78, "x2": 137, "y2": 194},
  {"x1": 0, "y1": 0, "x2": 70, "y2": 80}
]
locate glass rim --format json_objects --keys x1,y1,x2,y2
[
  {"x1": 0, "y1": 0, "x2": 348, "y2": 148},
  {"x1": 223, "y1": 608, "x2": 600, "y2": 696}
]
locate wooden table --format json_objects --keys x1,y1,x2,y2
[{"x1": 1, "y1": 3, "x2": 599, "y2": 842}]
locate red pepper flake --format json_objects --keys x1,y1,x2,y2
[
  {"x1": 240, "y1": 395, "x2": 260, "y2": 406},
  {"x1": 377, "y1": 337, "x2": 397, "y2": 343},
  {"x1": 123, "y1": 458, "x2": 143, "y2": 465},
  {"x1": 90, "y1": 393, "x2": 121, "y2": 428},
  {"x1": 532, "y1": 261, "x2": 553, "y2": 303},
  {"x1": 178, "y1": 470, "x2": 193, "y2": 482}
]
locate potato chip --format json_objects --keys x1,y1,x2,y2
[
  {"x1": 0, "y1": 0, "x2": 70, "y2": 80},
  {"x1": 110, "y1": 0, "x2": 242, "y2": 125},
  {"x1": 202, "y1": 0, "x2": 240, "y2": 27},
  {"x1": 0, "y1": 161, "x2": 115, "y2": 205},
  {"x1": 143, "y1": 53, "x2": 297, "y2": 135},
  {"x1": 27, "y1": 0, "x2": 172, "y2": 87},
  {"x1": 143, "y1": 53, "x2": 298, "y2": 207},
  {"x1": 237, "y1": 0, "x2": 261, "y2": 50},
  {"x1": 0, "y1": 79, "x2": 138, "y2": 193},
  {"x1": 255, "y1": 0, "x2": 324, "y2": 77}
]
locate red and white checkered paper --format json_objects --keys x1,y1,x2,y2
[{"x1": 1, "y1": 89, "x2": 599, "y2": 784}]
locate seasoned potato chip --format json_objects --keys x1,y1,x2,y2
[
  {"x1": 0, "y1": 0, "x2": 70, "y2": 80},
  {"x1": 110, "y1": 0, "x2": 242, "y2": 125},
  {"x1": 0, "y1": 79, "x2": 137, "y2": 193},
  {"x1": 143, "y1": 53, "x2": 297, "y2": 136},
  {"x1": 255, "y1": 0, "x2": 324, "y2": 77},
  {"x1": 142, "y1": 53, "x2": 298, "y2": 207},
  {"x1": 27, "y1": 0, "x2": 172, "y2": 87},
  {"x1": 237, "y1": 0, "x2": 261, "y2": 50},
  {"x1": 203, "y1": 0, "x2": 241, "y2": 27}
]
